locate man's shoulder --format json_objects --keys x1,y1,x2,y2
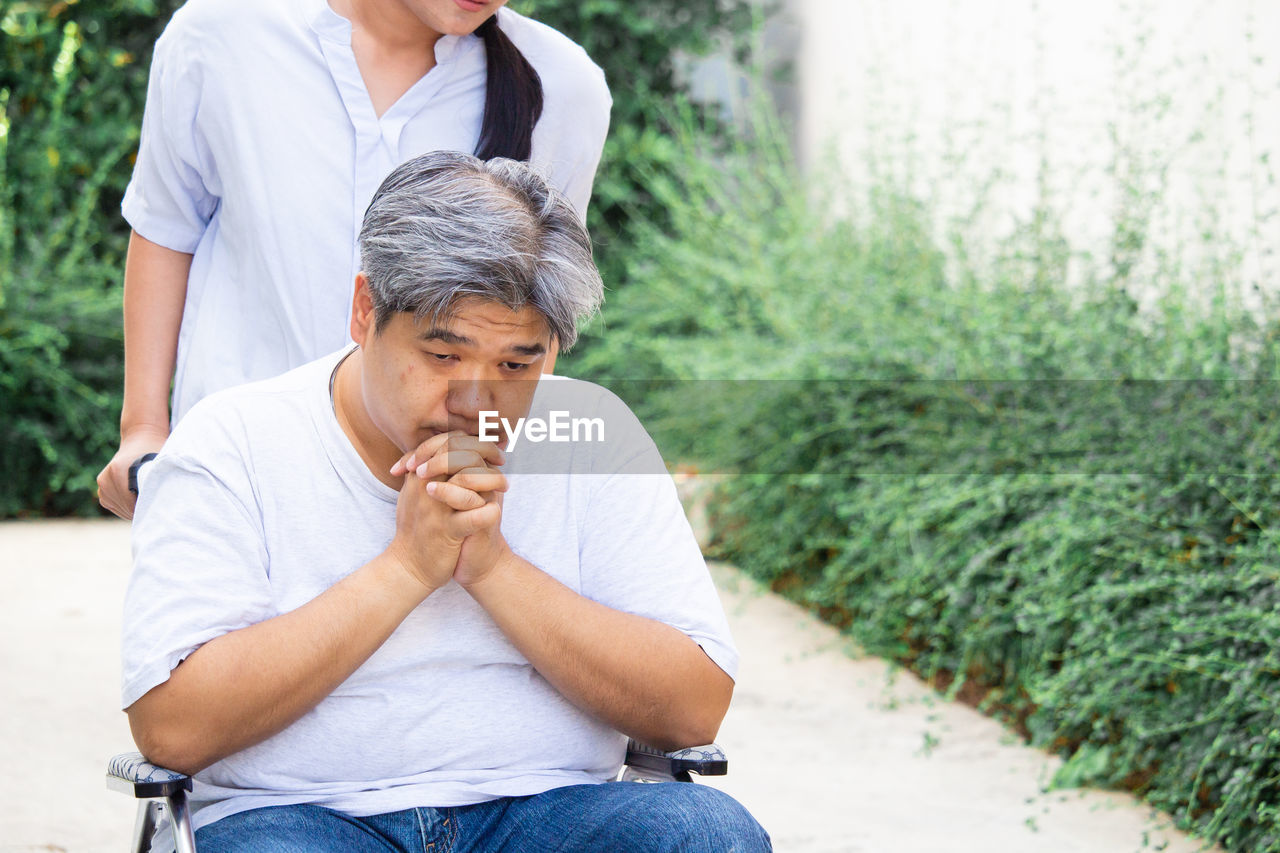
[
  {"x1": 136, "y1": 354, "x2": 340, "y2": 525},
  {"x1": 164, "y1": 353, "x2": 334, "y2": 458}
]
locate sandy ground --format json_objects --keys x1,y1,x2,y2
[{"x1": 0, "y1": 519, "x2": 1219, "y2": 853}]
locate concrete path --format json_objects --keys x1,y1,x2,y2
[{"x1": 1, "y1": 520, "x2": 1218, "y2": 853}]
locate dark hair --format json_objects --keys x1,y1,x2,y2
[{"x1": 474, "y1": 15, "x2": 544, "y2": 162}]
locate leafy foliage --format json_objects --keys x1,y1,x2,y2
[
  {"x1": 1, "y1": 0, "x2": 179, "y2": 515},
  {"x1": 564, "y1": 103, "x2": 1280, "y2": 852}
]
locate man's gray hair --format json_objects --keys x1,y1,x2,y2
[{"x1": 359, "y1": 151, "x2": 603, "y2": 348}]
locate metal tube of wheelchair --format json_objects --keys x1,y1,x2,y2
[
  {"x1": 130, "y1": 801, "x2": 159, "y2": 853},
  {"x1": 167, "y1": 790, "x2": 198, "y2": 853}
]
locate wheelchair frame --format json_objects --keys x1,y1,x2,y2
[{"x1": 108, "y1": 739, "x2": 727, "y2": 853}]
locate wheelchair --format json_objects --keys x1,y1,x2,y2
[{"x1": 108, "y1": 739, "x2": 728, "y2": 852}]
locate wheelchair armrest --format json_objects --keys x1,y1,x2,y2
[
  {"x1": 107, "y1": 751, "x2": 192, "y2": 799},
  {"x1": 624, "y1": 739, "x2": 728, "y2": 779},
  {"x1": 105, "y1": 742, "x2": 727, "y2": 794}
]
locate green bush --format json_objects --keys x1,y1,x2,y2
[
  {"x1": 563, "y1": 102, "x2": 1280, "y2": 851},
  {"x1": 0, "y1": 0, "x2": 177, "y2": 515}
]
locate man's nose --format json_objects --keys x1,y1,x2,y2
[{"x1": 446, "y1": 376, "x2": 496, "y2": 424}]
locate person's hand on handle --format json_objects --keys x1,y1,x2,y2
[
  {"x1": 97, "y1": 426, "x2": 168, "y2": 519},
  {"x1": 98, "y1": 231, "x2": 194, "y2": 519}
]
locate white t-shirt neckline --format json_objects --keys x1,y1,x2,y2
[{"x1": 312, "y1": 346, "x2": 398, "y2": 505}]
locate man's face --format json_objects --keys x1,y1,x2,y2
[{"x1": 350, "y1": 276, "x2": 550, "y2": 458}]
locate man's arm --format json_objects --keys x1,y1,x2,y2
[
  {"x1": 126, "y1": 552, "x2": 429, "y2": 775},
  {"x1": 127, "y1": 443, "x2": 503, "y2": 776},
  {"x1": 417, "y1": 432, "x2": 735, "y2": 752},
  {"x1": 461, "y1": 555, "x2": 733, "y2": 752}
]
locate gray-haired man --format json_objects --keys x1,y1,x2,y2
[{"x1": 121, "y1": 152, "x2": 770, "y2": 852}]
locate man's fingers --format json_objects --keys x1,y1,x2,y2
[
  {"x1": 448, "y1": 501, "x2": 503, "y2": 539},
  {"x1": 391, "y1": 432, "x2": 506, "y2": 477},
  {"x1": 424, "y1": 480, "x2": 488, "y2": 512},
  {"x1": 432, "y1": 435, "x2": 506, "y2": 469},
  {"x1": 413, "y1": 450, "x2": 502, "y2": 482},
  {"x1": 445, "y1": 468, "x2": 508, "y2": 495},
  {"x1": 390, "y1": 431, "x2": 462, "y2": 476}
]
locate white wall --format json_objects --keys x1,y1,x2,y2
[{"x1": 784, "y1": 0, "x2": 1280, "y2": 304}]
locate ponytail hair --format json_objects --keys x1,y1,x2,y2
[{"x1": 474, "y1": 15, "x2": 544, "y2": 162}]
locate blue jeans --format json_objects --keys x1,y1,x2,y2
[{"x1": 194, "y1": 783, "x2": 771, "y2": 852}]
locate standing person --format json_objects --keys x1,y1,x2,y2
[{"x1": 96, "y1": 0, "x2": 611, "y2": 519}]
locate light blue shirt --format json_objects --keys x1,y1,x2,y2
[{"x1": 123, "y1": 0, "x2": 611, "y2": 423}]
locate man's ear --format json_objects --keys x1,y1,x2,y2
[{"x1": 351, "y1": 273, "x2": 374, "y2": 346}]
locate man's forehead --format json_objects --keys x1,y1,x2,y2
[{"x1": 412, "y1": 302, "x2": 550, "y2": 351}]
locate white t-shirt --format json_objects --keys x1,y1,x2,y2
[
  {"x1": 122, "y1": 350, "x2": 738, "y2": 832},
  {"x1": 123, "y1": 0, "x2": 612, "y2": 423}
]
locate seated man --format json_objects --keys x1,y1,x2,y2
[{"x1": 121, "y1": 151, "x2": 770, "y2": 852}]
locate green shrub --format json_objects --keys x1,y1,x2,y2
[
  {"x1": 564, "y1": 100, "x2": 1280, "y2": 851},
  {"x1": 0, "y1": 0, "x2": 177, "y2": 515}
]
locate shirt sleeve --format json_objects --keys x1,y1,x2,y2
[
  {"x1": 575, "y1": 402, "x2": 739, "y2": 681},
  {"x1": 121, "y1": 23, "x2": 218, "y2": 253},
  {"x1": 512, "y1": 6, "x2": 613, "y2": 221},
  {"x1": 554, "y1": 64, "x2": 611, "y2": 219},
  {"x1": 121, "y1": 446, "x2": 271, "y2": 710}
]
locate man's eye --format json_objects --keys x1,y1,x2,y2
[
  {"x1": 503, "y1": 362, "x2": 532, "y2": 372},
  {"x1": 427, "y1": 352, "x2": 454, "y2": 362}
]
